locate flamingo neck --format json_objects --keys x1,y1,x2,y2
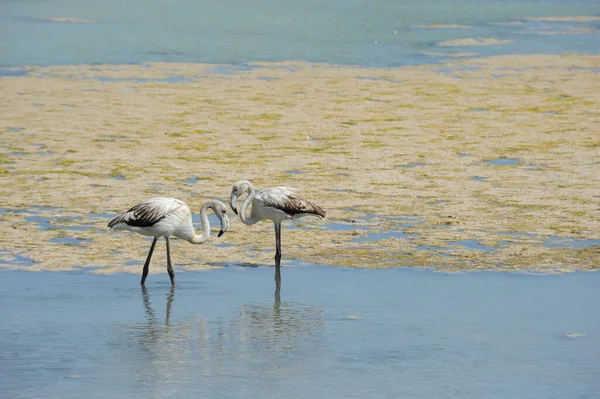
[
  {"x1": 240, "y1": 185, "x2": 261, "y2": 225},
  {"x1": 190, "y1": 204, "x2": 211, "y2": 244}
]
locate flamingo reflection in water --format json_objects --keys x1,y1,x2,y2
[{"x1": 142, "y1": 285, "x2": 175, "y2": 327}]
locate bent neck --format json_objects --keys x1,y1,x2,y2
[
  {"x1": 190, "y1": 203, "x2": 212, "y2": 244},
  {"x1": 239, "y1": 185, "x2": 261, "y2": 225}
]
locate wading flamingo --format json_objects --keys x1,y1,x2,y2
[
  {"x1": 108, "y1": 197, "x2": 229, "y2": 286},
  {"x1": 229, "y1": 180, "x2": 325, "y2": 276}
]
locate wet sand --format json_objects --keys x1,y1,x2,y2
[{"x1": 1, "y1": 54, "x2": 599, "y2": 273}]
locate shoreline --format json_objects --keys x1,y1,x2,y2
[
  {"x1": 1, "y1": 47, "x2": 599, "y2": 73},
  {"x1": 1, "y1": 53, "x2": 599, "y2": 273}
]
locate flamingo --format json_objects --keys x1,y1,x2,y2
[
  {"x1": 229, "y1": 180, "x2": 325, "y2": 274},
  {"x1": 108, "y1": 197, "x2": 229, "y2": 286}
]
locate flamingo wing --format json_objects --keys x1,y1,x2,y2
[
  {"x1": 257, "y1": 187, "x2": 326, "y2": 218},
  {"x1": 108, "y1": 197, "x2": 187, "y2": 228}
]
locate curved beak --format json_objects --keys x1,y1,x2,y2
[
  {"x1": 218, "y1": 214, "x2": 229, "y2": 237},
  {"x1": 229, "y1": 194, "x2": 238, "y2": 215}
]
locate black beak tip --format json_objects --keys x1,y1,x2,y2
[
  {"x1": 218, "y1": 230, "x2": 224, "y2": 238},
  {"x1": 232, "y1": 208, "x2": 238, "y2": 215}
]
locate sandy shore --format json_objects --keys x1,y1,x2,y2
[{"x1": 1, "y1": 54, "x2": 599, "y2": 273}]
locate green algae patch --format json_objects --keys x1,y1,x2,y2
[{"x1": 0, "y1": 54, "x2": 599, "y2": 273}]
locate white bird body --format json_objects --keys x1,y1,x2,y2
[
  {"x1": 110, "y1": 197, "x2": 207, "y2": 243},
  {"x1": 108, "y1": 197, "x2": 229, "y2": 286},
  {"x1": 229, "y1": 180, "x2": 325, "y2": 276},
  {"x1": 233, "y1": 185, "x2": 325, "y2": 225}
]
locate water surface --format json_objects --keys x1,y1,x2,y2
[
  {"x1": 1, "y1": 0, "x2": 599, "y2": 67},
  {"x1": 1, "y1": 265, "x2": 599, "y2": 398}
]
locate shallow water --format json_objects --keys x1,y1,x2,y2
[
  {"x1": 1, "y1": 265, "x2": 599, "y2": 399},
  {"x1": 1, "y1": 0, "x2": 599, "y2": 67},
  {"x1": 487, "y1": 157, "x2": 520, "y2": 166}
]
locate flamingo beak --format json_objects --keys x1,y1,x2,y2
[
  {"x1": 229, "y1": 194, "x2": 238, "y2": 215},
  {"x1": 218, "y1": 214, "x2": 229, "y2": 237}
]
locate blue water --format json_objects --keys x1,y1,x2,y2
[
  {"x1": 1, "y1": 266, "x2": 599, "y2": 399},
  {"x1": 488, "y1": 157, "x2": 520, "y2": 166},
  {"x1": 1, "y1": 0, "x2": 599, "y2": 68},
  {"x1": 544, "y1": 236, "x2": 600, "y2": 248}
]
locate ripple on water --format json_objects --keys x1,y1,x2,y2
[
  {"x1": 0, "y1": 250, "x2": 34, "y2": 267},
  {"x1": 22, "y1": 212, "x2": 93, "y2": 231},
  {"x1": 336, "y1": 214, "x2": 425, "y2": 239},
  {"x1": 322, "y1": 222, "x2": 369, "y2": 232},
  {"x1": 543, "y1": 236, "x2": 600, "y2": 249},
  {"x1": 209, "y1": 64, "x2": 261, "y2": 74},
  {"x1": 487, "y1": 157, "x2": 519, "y2": 166},
  {"x1": 178, "y1": 176, "x2": 200, "y2": 184},
  {"x1": 435, "y1": 65, "x2": 481, "y2": 75},
  {"x1": 213, "y1": 243, "x2": 235, "y2": 248},
  {"x1": 87, "y1": 213, "x2": 116, "y2": 220},
  {"x1": 0, "y1": 68, "x2": 28, "y2": 77}
]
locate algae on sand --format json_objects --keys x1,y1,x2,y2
[{"x1": 0, "y1": 54, "x2": 599, "y2": 273}]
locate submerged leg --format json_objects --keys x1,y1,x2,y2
[
  {"x1": 274, "y1": 222, "x2": 282, "y2": 273},
  {"x1": 274, "y1": 266, "x2": 281, "y2": 306},
  {"x1": 165, "y1": 237, "x2": 176, "y2": 287},
  {"x1": 141, "y1": 237, "x2": 158, "y2": 285}
]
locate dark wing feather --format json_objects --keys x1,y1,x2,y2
[
  {"x1": 283, "y1": 194, "x2": 326, "y2": 218},
  {"x1": 108, "y1": 198, "x2": 185, "y2": 228},
  {"x1": 259, "y1": 188, "x2": 326, "y2": 218}
]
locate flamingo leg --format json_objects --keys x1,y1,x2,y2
[
  {"x1": 165, "y1": 237, "x2": 176, "y2": 287},
  {"x1": 141, "y1": 237, "x2": 158, "y2": 285},
  {"x1": 274, "y1": 266, "x2": 281, "y2": 306},
  {"x1": 274, "y1": 222, "x2": 282, "y2": 274}
]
